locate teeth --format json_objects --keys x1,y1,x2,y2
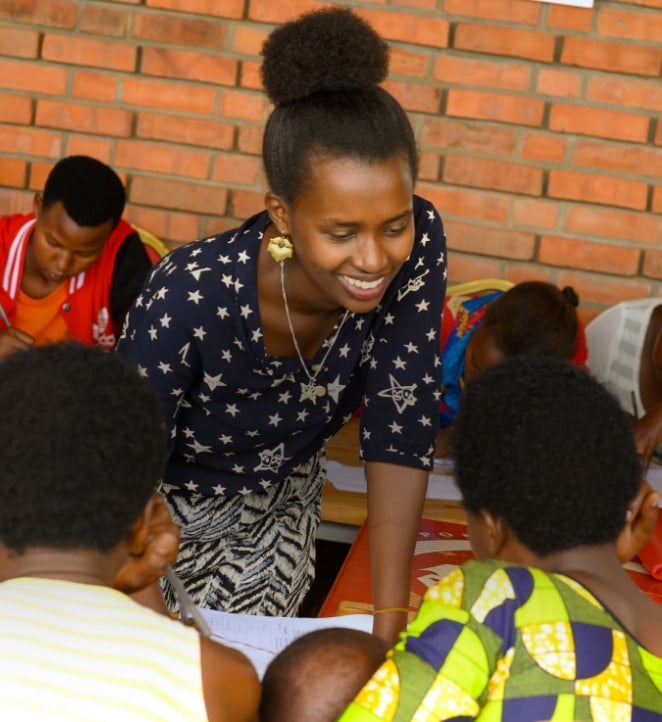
[{"x1": 343, "y1": 276, "x2": 382, "y2": 290}]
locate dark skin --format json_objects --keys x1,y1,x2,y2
[
  {"x1": 468, "y1": 481, "x2": 662, "y2": 656},
  {"x1": 0, "y1": 492, "x2": 260, "y2": 722},
  {"x1": 634, "y1": 305, "x2": 662, "y2": 468}
]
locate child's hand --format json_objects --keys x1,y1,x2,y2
[
  {"x1": 0, "y1": 327, "x2": 35, "y2": 360},
  {"x1": 113, "y1": 493, "x2": 180, "y2": 594},
  {"x1": 633, "y1": 405, "x2": 662, "y2": 470}
]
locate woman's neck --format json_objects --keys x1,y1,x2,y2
[{"x1": 0, "y1": 547, "x2": 119, "y2": 587}]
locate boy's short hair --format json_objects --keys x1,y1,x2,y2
[
  {"x1": 454, "y1": 356, "x2": 642, "y2": 556},
  {"x1": 42, "y1": 155, "x2": 126, "y2": 228},
  {"x1": 0, "y1": 343, "x2": 166, "y2": 554}
]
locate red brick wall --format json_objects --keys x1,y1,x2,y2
[{"x1": 0, "y1": 0, "x2": 660, "y2": 317}]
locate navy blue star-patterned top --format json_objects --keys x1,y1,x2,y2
[{"x1": 116, "y1": 195, "x2": 446, "y2": 497}]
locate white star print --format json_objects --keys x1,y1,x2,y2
[
  {"x1": 420, "y1": 232, "x2": 430, "y2": 246},
  {"x1": 219, "y1": 434, "x2": 232, "y2": 444},
  {"x1": 187, "y1": 439, "x2": 212, "y2": 454},
  {"x1": 405, "y1": 342, "x2": 419, "y2": 353},
  {"x1": 157, "y1": 361, "x2": 172, "y2": 374},
  {"x1": 226, "y1": 403, "x2": 239, "y2": 417},
  {"x1": 212, "y1": 483, "x2": 226, "y2": 495},
  {"x1": 185, "y1": 480, "x2": 199, "y2": 492},
  {"x1": 203, "y1": 372, "x2": 225, "y2": 391},
  {"x1": 418, "y1": 416, "x2": 432, "y2": 427},
  {"x1": 187, "y1": 289, "x2": 203, "y2": 304},
  {"x1": 237, "y1": 250, "x2": 250, "y2": 263},
  {"x1": 268, "y1": 412, "x2": 282, "y2": 427},
  {"x1": 148, "y1": 326, "x2": 158, "y2": 340},
  {"x1": 193, "y1": 326, "x2": 207, "y2": 340},
  {"x1": 389, "y1": 421, "x2": 403, "y2": 434},
  {"x1": 393, "y1": 356, "x2": 407, "y2": 370},
  {"x1": 160, "y1": 312, "x2": 172, "y2": 328},
  {"x1": 416, "y1": 299, "x2": 430, "y2": 313},
  {"x1": 240, "y1": 304, "x2": 253, "y2": 319},
  {"x1": 217, "y1": 307, "x2": 229, "y2": 319}
]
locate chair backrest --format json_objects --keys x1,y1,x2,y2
[
  {"x1": 132, "y1": 225, "x2": 169, "y2": 264},
  {"x1": 446, "y1": 278, "x2": 513, "y2": 297}
]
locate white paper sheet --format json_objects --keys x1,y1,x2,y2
[{"x1": 198, "y1": 609, "x2": 373, "y2": 678}]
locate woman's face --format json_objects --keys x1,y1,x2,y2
[
  {"x1": 274, "y1": 154, "x2": 415, "y2": 315},
  {"x1": 464, "y1": 327, "x2": 504, "y2": 380}
]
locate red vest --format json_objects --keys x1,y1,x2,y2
[{"x1": 0, "y1": 213, "x2": 135, "y2": 349}]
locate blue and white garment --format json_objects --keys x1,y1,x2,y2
[{"x1": 117, "y1": 195, "x2": 446, "y2": 498}]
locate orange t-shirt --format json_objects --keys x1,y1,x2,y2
[{"x1": 14, "y1": 284, "x2": 69, "y2": 346}]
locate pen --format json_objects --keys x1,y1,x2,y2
[
  {"x1": 0, "y1": 302, "x2": 11, "y2": 329},
  {"x1": 164, "y1": 563, "x2": 213, "y2": 639}
]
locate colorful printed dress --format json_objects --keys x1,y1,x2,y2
[{"x1": 340, "y1": 560, "x2": 662, "y2": 721}]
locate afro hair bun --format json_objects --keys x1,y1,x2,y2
[{"x1": 261, "y1": 7, "x2": 389, "y2": 106}]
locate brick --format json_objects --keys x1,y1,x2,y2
[
  {"x1": 434, "y1": 56, "x2": 531, "y2": 92},
  {"x1": 536, "y1": 68, "x2": 582, "y2": 99},
  {"x1": 444, "y1": 220, "x2": 536, "y2": 260},
  {"x1": 28, "y1": 161, "x2": 53, "y2": 190},
  {"x1": 391, "y1": 0, "x2": 437, "y2": 10},
  {"x1": 443, "y1": 0, "x2": 541, "y2": 23},
  {"x1": 614, "y1": 0, "x2": 662, "y2": 8},
  {"x1": 0, "y1": 59, "x2": 67, "y2": 95},
  {"x1": 565, "y1": 206, "x2": 662, "y2": 245},
  {"x1": 42, "y1": 34, "x2": 137, "y2": 72},
  {"x1": 0, "y1": 188, "x2": 33, "y2": 215},
  {"x1": 71, "y1": 71, "x2": 118, "y2": 103},
  {"x1": 80, "y1": 5, "x2": 128, "y2": 37},
  {"x1": 357, "y1": 8, "x2": 449, "y2": 49},
  {"x1": 586, "y1": 76, "x2": 662, "y2": 115},
  {"x1": 454, "y1": 23, "x2": 555, "y2": 63},
  {"x1": 122, "y1": 78, "x2": 216, "y2": 115},
  {"x1": 657, "y1": 123, "x2": 662, "y2": 147},
  {"x1": 417, "y1": 183, "x2": 509, "y2": 223},
  {"x1": 384, "y1": 79, "x2": 442, "y2": 114},
  {"x1": 115, "y1": 140, "x2": 210, "y2": 179},
  {"x1": 654, "y1": 186, "x2": 662, "y2": 213},
  {"x1": 549, "y1": 104, "x2": 649, "y2": 143},
  {"x1": 556, "y1": 270, "x2": 653, "y2": 308},
  {"x1": 0, "y1": 25, "x2": 39, "y2": 58},
  {"x1": 230, "y1": 189, "x2": 264, "y2": 220},
  {"x1": 132, "y1": 12, "x2": 228, "y2": 49},
  {"x1": 124, "y1": 206, "x2": 203, "y2": 245},
  {"x1": 136, "y1": 112, "x2": 235, "y2": 151},
  {"x1": 511, "y1": 198, "x2": 560, "y2": 230},
  {"x1": 597, "y1": 7, "x2": 662, "y2": 43},
  {"x1": 212, "y1": 154, "x2": 261, "y2": 185},
  {"x1": 548, "y1": 170, "x2": 648, "y2": 210},
  {"x1": 391, "y1": 48, "x2": 429, "y2": 79},
  {"x1": 0, "y1": 157, "x2": 28, "y2": 188},
  {"x1": 444, "y1": 156, "x2": 543, "y2": 196},
  {"x1": 0, "y1": 0, "x2": 77, "y2": 28},
  {"x1": 419, "y1": 118, "x2": 518, "y2": 156},
  {"x1": 219, "y1": 89, "x2": 267, "y2": 122},
  {"x1": 447, "y1": 89, "x2": 544, "y2": 127},
  {"x1": 36, "y1": 99, "x2": 133, "y2": 137},
  {"x1": 130, "y1": 176, "x2": 228, "y2": 214},
  {"x1": 522, "y1": 132, "x2": 569, "y2": 163},
  {"x1": 573, "y1": 139, "x2": 661, "y2": 180},
  {"x1": 145, "y1": 0, "x2": 245, "y2": 18},
  {"x1": 546, "y1": 4, "x2": 593, "y2": 32},
  {"x1": 561, "y1": 37, "x2": 661, "y2": 77},
  {"x1": 141, "y1": 48, "x2": 237, "y2": 87},
  {"x1": 504, "y1": 267, "x2": 551, "y2": 286},
  {"x1": 231, "y1": 25, "x2": 270, "y2": 55},
  {"x1": 643, "y1": 250, "x2": 662, "y2": 279},
  {"x1": 240, "y1": 60, "x2": 262, "y2": 91},
  {"x1": 248, "y1": 1, "x2": 327, "y2": 24},
  {"x1": 445, "y1": 255, "x2": 503, "y2": 285},
  {"x1": 417, "y1": 151, "x2": 440, "y2": 182},
  {"x1": 237, "y1": 125, "x2": 264, "y2": 155},
  {"x1": 64, "y1": 135, "x2": 113, "y2": 163},
  {"x1": 0, "y1": 93, "x2": 33, "y2": 124},
  {"x1": 539, "y1": 235, "x2": 640, "y2": 275},
  {"x1": 0, "y1": 124, "x2": 62, "y2": 157}
]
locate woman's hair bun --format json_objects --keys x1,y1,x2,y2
[
  {"x1": 261, "y1": 7, "x2": 389, "y2": 106},
  {"x1": 561, "y1": 285, "x2": 579, "y2": 308}
]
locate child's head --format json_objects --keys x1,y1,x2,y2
[
  {"x1": 0, "y1": 343, "x2": 166, "y2": 555},
  {"x1": 260, "y1": 7, "x2": 418, "y2": 207},
  {"x1": 464, "y1": 282, "x2": 579, "y2": 378},
  {"x1": 454, "y1": 356, "x2": 642, "y2": 558},
  {"x1": 260, "y1": 628, "x2": 389, "y2": 722},
  {"x1": 41, "y1": 155, "x2": 126, "y2": 228}
]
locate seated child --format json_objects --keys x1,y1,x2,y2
[
  {"x1": 587, "y1": 298, "x2": 662, "y2": 468},
  {"x1": 0, "y1": 155, "x2": 152, "y2": 359},
  {"x1": 260, "y1": 628, "x2": 388, "y2": 722},
  {"x1": 438, "y1": 280, "x2": 584, "y2": 455},
  {"x1": 0, "y1": 343, "x2": 260, "y2": 722},
  {"x1": 342, "y1": 356, "x2": 662, "y2": 721}
]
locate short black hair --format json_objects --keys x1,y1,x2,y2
[
  {"x1": 0, "y1": 343, "x2": 166, "y2": 554},
  {"x1": 483, "y1": 281, "x2": 579, "y2": 360},
  {"x1": 260, "y1": 628, "x2": 388, "y2": 722},
  {"x1": 260, "y1": 7, "x2": 418, "y2": 205},
  {"x1": 42, "y1": 155, "x2": 126, "y2": 228},
  {"x1": 454, "y1": 356, "x2": 642, "y2": 556}
]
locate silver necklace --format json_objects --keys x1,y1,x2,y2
[{"x1": 279, "y1": 262, "x2": 349, "y2": 404}]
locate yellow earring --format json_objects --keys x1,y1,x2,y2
[{"x1": 267, "y1": 234, "x2": 294, "y2": 262}]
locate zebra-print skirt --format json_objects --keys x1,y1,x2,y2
[{"x1": 160, "y1": 450, "x2": 326, "y2": 616}]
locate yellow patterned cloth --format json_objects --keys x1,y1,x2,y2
[{"x1": 340, "y1": 560, "x2": 662, "y2": 721}]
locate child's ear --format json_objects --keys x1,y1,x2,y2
[
  {"x1": 114, "y1": 493, "x2": 180, "y2": 594},
  {"x1": 616, "y1": 481, "x2": 661, "y2": 563}
]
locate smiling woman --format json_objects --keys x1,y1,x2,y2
[{"x1": 116, "y1": 6, "x2": 447, "y2": 643}]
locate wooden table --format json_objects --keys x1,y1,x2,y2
[{"x1": 322, "y1": 417, "x2": 466, "y2": 527}]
